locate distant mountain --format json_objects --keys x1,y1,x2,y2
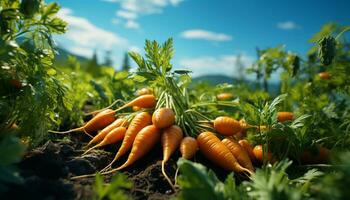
[
  {"x1": 192, "y1": 74, "x2": 280, "y2": 95},
  {"x1": 192, "y1": 74, "x2": 235, "y2": 85}
]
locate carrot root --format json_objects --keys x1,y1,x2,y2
[
  {"x1": 48, "y1": 127, "x2": 83, "y2": 134},
  {"x1": 70, "y1": 173, "x2": 97, "y2": 180},
  {"x1": 162, "y1": 161, "x2": 176, "y2": 191},
  {"x1": 85, "y1": 99, "x2": 124, "y2": 116},
  {"x1": 82, "y1": 144, "x2": 100, "y2": 156},
  {"x1": 174, "y1": 168, "x2": 179, "y2": 185}
]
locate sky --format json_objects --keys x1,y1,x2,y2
[{"x1": 52, "y1": 0, "x2": 350, "y2": 79}]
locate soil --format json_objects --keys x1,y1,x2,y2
[{"x1": 2, "y1": 133, "x2": 238, "y2": 200}]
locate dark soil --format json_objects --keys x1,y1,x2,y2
[
  {"x1": 2, "y1": 133, "x2": 180, "y2": 200},
  {"x1": 3, "y1": 133, "x2": 238, "y2": 200}
]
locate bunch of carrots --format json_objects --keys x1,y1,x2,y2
[{"x1": 50, "y1": 88, "x2": 307, "y2": 190}]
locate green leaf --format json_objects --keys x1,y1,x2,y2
[
  {"x1": 45, "y1": 17, "x2": 67, "y2": 34},
  {"x1": 114, "y1": 71, "x2": 129, "y2": 80},
  {"x1": 41, "y1": 2, "x2": 60, "y2": 19},
  {"x1": 20, "y1": 0, "x2": 40, "y2": 18},
  {"x1": 93, "y1": 173, "x2": 131, "y2": 200},
  {"x1": 176, "y1": 158, "x2": 240, "y2": 200}
]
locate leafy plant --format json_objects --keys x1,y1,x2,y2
[
  {"x1": 176, "y1": 158, "x2": 245, "y2": 200},
  {"x1": 243, "y1": 160, "x2": 323, "y2": 200},
  {"x1": 93, "y1": 173, "x2": 132, "y2": 200},
  {"x1": 0, "y1": 0, "x2": 67, "y2": 144}
]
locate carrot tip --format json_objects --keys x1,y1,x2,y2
[{"x1": 162, "y1": 161, "x2": 176, "y2": 191}]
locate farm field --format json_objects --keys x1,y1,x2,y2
[{"x1": 1, "y1": 0, "x2": 350, "y2": 200}]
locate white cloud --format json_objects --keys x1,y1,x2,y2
[
  {"x1": 180, "y1": 29, "x2": 232, "y2": 42},
  {"x1": 277, "y1": 21, "x2": 300, "y2": 30},
  {"x1": 57, "y1": 8, "x2": 129, "y2": 57},
  {"x1": 104, "y1": 0, "x2": 184, "y2": 29},
  {"x1": 125, "y1": 20, "x2": 140, "y2": 29},
  {"x1": 111, "y1": 18, "x2": 121, "y2": 25},
  {"x1": 116, "y1": 10, "x2": 138, "y2": 20},
  {"x1": 179, "y1": 54, "x2": 254, "y2": 77}
]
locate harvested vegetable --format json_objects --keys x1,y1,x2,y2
[
  {"x1": 161, "y1": 125, "x2": 183, "y2": 189},
  {"x1": 152, "y1": 108, "x2": 175, "y2": 129},
  {"x1": 197, "y1": 132, "x2": 252, "y2": 174},
  {"x1": 101, "y1": 112, "x2": 152, "y2": 172},
  {"x1": 222, "y1": 138, "x2": 254, "y2": 171},
  {"x1": 214, "y1": 116, "x2": 242, "y2": 136}
]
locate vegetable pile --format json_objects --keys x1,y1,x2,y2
[{"x1": 48, "y1": 38, "x2": 338, "y2": 192}]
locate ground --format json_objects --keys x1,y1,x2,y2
[{"x1": 3, "y1": 134, "x2": 179, "y2": 200}]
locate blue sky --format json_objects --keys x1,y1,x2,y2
[{"x1": 52, "y1": 0, "x2": 350, "y2": 78}]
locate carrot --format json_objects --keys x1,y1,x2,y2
[
  {"x1": 216, "y1": 93, "x2": 234, "y2": 101},
  {"x1": 102, "y1": 125, "x2": 160, "y2": 174},
  {"x1": 101, "y1": 112, "x2": 152, "y2": 172},
  {"x1": 277, "y1": 112, "x2": 294, "y2": 122},
  {"x1": 318, "y1": 72, "x2": 330, "y2": 80},
  {"x1": 174, "y1": 136, "x2": 199, "y2": 185},
  {"x1": 49, "y1": 109, "x2": 116, "y2": 137},
  {"x1": 213, "y1": 116, "x2": 242, "y2": 136},
  {"x1": 179, "y1": 137, "x2": 198, "y2": 160},
  {"x1": 111, "y1": 94, "x2": 156, "y2": 110},
  {"x1": 132, "y1": 106, "x2": 141, "y2": 112},
  {"x1": 88, "y1": 95, "x2": 157, "y2": 116},
  {"x1": 253, "y1": 145, "x2": 273, "y2": 163},
  {"x1": 152, "y1": 108, "x2": 175, "y2": 129},
  {"x1": 136, "y1": 88, "x2": 153, "y2": 96},
  {"x1": 222, "y1": 138, "x2": 254, "y2": 171},
  {"x1": 301, "y1": 147, "x2": 330, "y2": 164},
  {"x1": 86, "y1": 118, "x2": 127, "y2": 147},
  {"x1": 197, "y1": 132, "x2": 252, "y2": 174},
  {"x1": 238, "y1": 139, "x2": 256, "y2": 163},
  {"x1": 83, "y1": 127, "x2": 127, "y2": 155},
  {"x1": 161, "y1": 125, "x2": 183, "y2": 189}
]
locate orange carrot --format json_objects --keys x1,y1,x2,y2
[
  {"x1": 301, "y1": 147, "x2": 330, "y2": 164},
  {"x1": 49, "y1": 109, "x2": 116, "y2": 137},
  {"x1": 102, "y1": 125, "x2": 160, "y2": 174},
  {"x1": 222, "y1": 138, "x2": 254, "y2": 171},
  {"x1": 101, "y1": 112, "x2": 152, "y2": 172},
  {"x1": 318, "y1": 72, "x2": 330, "y2": 80},
  {"x1": 88, "y1": 95, "x2": 157, "y2": 116},
  {"x1": 216, "y1": 93, "x2": 234, "y2": 100},
  {"x1": 179, "y1": 137, "x2": 198, "y2": 160},
  {"x1": 152, "y1": 108, "x2": 175, "y2": 129},
  {"x1": 174, "y1": 136, "x2": 199, "y2": 185},
  {"x1": 197, "y1": 132, "x2": 252, "y2": 174},
  {"x1": 213, "y1": 116, "x2": 242, "y2": 136},
  {"x1": 253, "y1": 145, "x2": 273, "y2": 163},
  {"x1": 277, "y1": 112, "x2": 294, "y2": 122},
  {"x1": 132, "y1": 106, "x2": 141, "y2": 112},
  {"x1": 83, "y1": 127, "x2": 127, "y2": 155},
  {"x1": 136, "y1": 88, "x2": 153, "y2": 96},
  {"x1": 161, "y1": 125, "x2": 183, "y2": 189},
  {"x1": 86, "y1": 118, "x2": 127, "y2": 147},
  {"x1": 238, "y1": 139, "x2": 256, "y2": 163}
]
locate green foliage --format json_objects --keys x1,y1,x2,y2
[
  {"x1": 93, "y1": 173, "x2": 132, "y2": 200},
  {"x1": 310, "y1": 151, "x2": 350, "y2": 200},
  {"x1": 318, "y1": 36, "x2": 336, "y2": 66},
  {"x1": 176, "y1": 158, "x2": 244, "y2": 200},
  {"x1": 0, "y1": 0, "x2": 67, "y2": 143},
  {"x1": 243, "y1": 160, "x2": 323, "y2": 200}
]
